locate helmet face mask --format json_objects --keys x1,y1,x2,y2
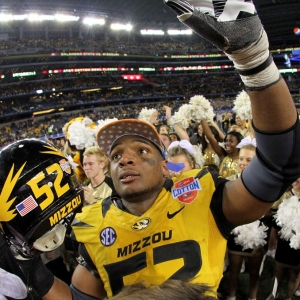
[
  {"x1": 0, "y1": 139, "x2": 83, "y2": 257},
  {"x1": 33, "y1": 223, "x2": 66, "y2": 252}
]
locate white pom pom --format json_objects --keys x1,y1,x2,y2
[
  {"x1": 189, "y1": 95, "x2": 215, "y2": 122},
  {"x1": 95, "y1": 118, "x2": 118, "y2": 135},
  {"x1": 171, "y1": 104, "x2": 193, "y2": 129},
  {"x1": 192, "y1": 145, "x2": 205, "y2": 168},
  {"x1": 83, "y1": 117, "x2": 94, "y2": 126},
  {"x1": 233, "y1": 90, "x2": 252, "y2": 120},
  {"x1": 275, "y1": 195, "x2": 300, "y2": 249},
  {"x1": 169, "y1": 95, "x2": 215, "y2": 129},
  {"x1": 138, "y1": 107, "x2": 157, "y2": 123},
  {"x1": 67, "y1": 119, "x2": 98, "y2": 150},
  {"x1": 67, "y1": 121, "x2": 88, "y2": 150},
  {"x1": 231, "y1": 220, "x2": 268, "y2": 250},
  {"x1": 67, "y1": 155, "x2": 79, "y2": 168}
]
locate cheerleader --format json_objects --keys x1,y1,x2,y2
[
  {"x1": 201, "y1": 119, "x2": 243, "y2": 178},
  {"x1": 226, "y1": 137, "x2": 269, "y2": 300},
  {"x1": 266, "y1": 178, "x2": 300, "y2": 300},
  {"x1": 166, "y1": 140, "x2": 205, "y2": 177}
]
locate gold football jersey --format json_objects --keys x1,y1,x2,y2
[
  {"x1": 87, "y1": 179, "x2": 113, "y2": 202},
  {"x1": 72, "y1": 168, "x2": 228, "y2": 298}
]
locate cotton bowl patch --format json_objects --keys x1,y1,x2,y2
[{"x1": 171, "y1": 177, "x2": 201, "y2": 204}]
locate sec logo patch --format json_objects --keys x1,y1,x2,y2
[{"x1": 100, "y1": 227, "x2": 117, "y2": 246}]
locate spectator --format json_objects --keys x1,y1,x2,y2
[{"x1": 82, "y1": 146, "x2": 117, "y2": 206}]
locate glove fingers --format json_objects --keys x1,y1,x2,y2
[
  {"x1": 216, "y1": 0, "x2": 256, "y2": 21},
  {"x1": 180, "y1": 10, "x2": 228, "y2": 51},
  {"x1": 165, "y1": 0, "x2": 261, "y2": 53},
  {"x1": 164, "y1": 0, "x2": 194, "y2": 14},
  {"x1": 190, "y1": 0, "x2": 256, "y2": 21},
  {"x1": 180, "y1": 9, "x2": 262, "y2": 53}
]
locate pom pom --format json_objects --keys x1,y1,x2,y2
[
  {"x1": 233, "y1": 90, "x2": 252, "y2": 121},
  {"x1": 275, "y1": 195, "x2": 300, "y2": 249},
  {"x1": 138, "y1": 108, "x2": 157, "y2": 123},
  {"x1": 67, "y1": 119, "x2": 97, "y2": 150},
  {"x1": 169, "y1": 95, "x2": 215, "y2": 129},
  {"x1": 170, "y1": 104, "x2": 193, "y2": 129},
  {"x1": 95, "y1": 118, "x2": 118, "y2": 139},
  {"x1": 192, "y1": 145, "x2": 205, "y2": 168},
  {"x1": 66, "y1": 155, "x2": 79, "y2": 168},
  {"x1": 231, "y1": 220, "x2": 268, "y2": 250},
  {"x1": 83, "y1": 117, "x2": 94, "y2": 126},
  {"x1": 96, "y1": 118, "x2": 118, "y2": 129},
  {"x1": 62, "y1": 117, "x2": 97, "y2": 150},
  {"x1": 189, "y1": 95, "x2": 215, "y2": 122}
]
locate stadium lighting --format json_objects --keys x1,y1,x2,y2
[
  {"x1": 168, "y1": 29, "x2": 192, "y2": 35},
  {"x1": 110, "y1": 87, "x2": 123, "y2": 90},
  {"x1": 279, "y1": 68, "x2": 298, "y2": 74},
  {"x1": 55, "y1": 14, "x2": 79, "y2": 22},
  {"x1": 28, "y1": 14, "x2": 55, "y2": 21},
  {"x1": 111, "y1": 23, "x2": 132, "y2": 31},
  {"x1": 83, "y1": 17, "x2": 105, "y2": 25},
  {"x1": 81, "y1": 88, "x2": 102, "y2": 93},
  {"x1": 0, "y1": 13, "x2": 79, "y2": 22},
  {"x1": 33, "y1": 109, "x2": 56, "y2": 116},
  {"x1": 13, "y1": 14, "x2": 27, "y2": 20},
  {"x1": 0, "y1": 14, "x2": 13, "y2": 22},
  {"x1": 122, "y1": 74, "x2": 142, "y2": 80},
  {"x1": 141, "y1": 30, "x2": 164, "y2": 35}
]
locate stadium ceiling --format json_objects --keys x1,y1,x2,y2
[{"x1": 1, "y1": 0, "x2": 300, "y2": 47}]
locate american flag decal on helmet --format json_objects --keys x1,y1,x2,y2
[{"x1": 16, "y1": 195, "x2": 38, "y2": 217}]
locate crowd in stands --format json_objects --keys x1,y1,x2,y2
[
  {"x1": 0, "y1": 71, "x2": 299, "y2": 110},
  {"x1": 0, "y1": 36, "x2": 295, "y2": 58},
  {"x1": 0, "y1": 38, "x2": 216, "y2": 56},
  {"x1": 0, "y1": 37, "x2": 299, "y2": 148}
]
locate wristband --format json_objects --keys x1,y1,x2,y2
[{"x1": 227, "y1": 30, "x2": 281, "y2": 90}]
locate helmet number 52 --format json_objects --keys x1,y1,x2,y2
[{"x1": 27, "y1": 163, "x2": 70, "y2": 211}]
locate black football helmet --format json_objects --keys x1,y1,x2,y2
[{"x1": 0, "y1": 138, "x2": 83, "y2": 257}]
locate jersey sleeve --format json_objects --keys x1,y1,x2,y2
[
  {"x1": 77, "y1": 243, "x2": 100, "y2": 279},
  {"x1": 104, "y1": 176, "x2": 119, "y2": 197},
  {"x1": 71, "y1": 284, "x2": 101, "y2": 300},
  {"x1": 209, "y1": 171, "x2": 235, "y2": 239}
]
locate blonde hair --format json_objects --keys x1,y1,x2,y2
[
  {"x1": 83, "y1": 146, "x2": 109, "y2": 171},
  {"x1": 167, "y1": 146, "x2": 197, "y2": 169},
  {"x1": 239, "y1": 144, "x2": 256, "y2": 152}
]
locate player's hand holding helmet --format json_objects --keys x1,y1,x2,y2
[
  {"x1": 164, "y1": 0, "x2": 280, "y2": 91},
  {"x1": 0, "y1": 138, "x2": 83, "y2": 296}
]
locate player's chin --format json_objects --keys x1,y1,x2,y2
[{"x1": 119, "y1": 187, "x2": 152, "y2": 202}]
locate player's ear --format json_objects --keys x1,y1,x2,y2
[{"x1": 161, "y1": 159, "x2": 169, "y2": 178}]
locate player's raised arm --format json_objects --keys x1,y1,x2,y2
[{"x1": 164, "y1": 0, "x2": 300, "y2": 225}]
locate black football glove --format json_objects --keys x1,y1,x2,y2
[
  {"x1": 164, "y1": 0, "x2": 260, "y2": 53},
  {"x1": 164, "y1": 0, "x2": 280, "y2": 90}
]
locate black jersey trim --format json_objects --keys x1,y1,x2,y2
[
  {"x1": 210, "y1": 181, "x2": 235, "y2": 239},
  {"x1": 77, "y1": 243, "x2": 100, "y2": 279}
]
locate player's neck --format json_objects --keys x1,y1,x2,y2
[{"x1": 122, "y1": 194, "x2": 158, "y2": 216}]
